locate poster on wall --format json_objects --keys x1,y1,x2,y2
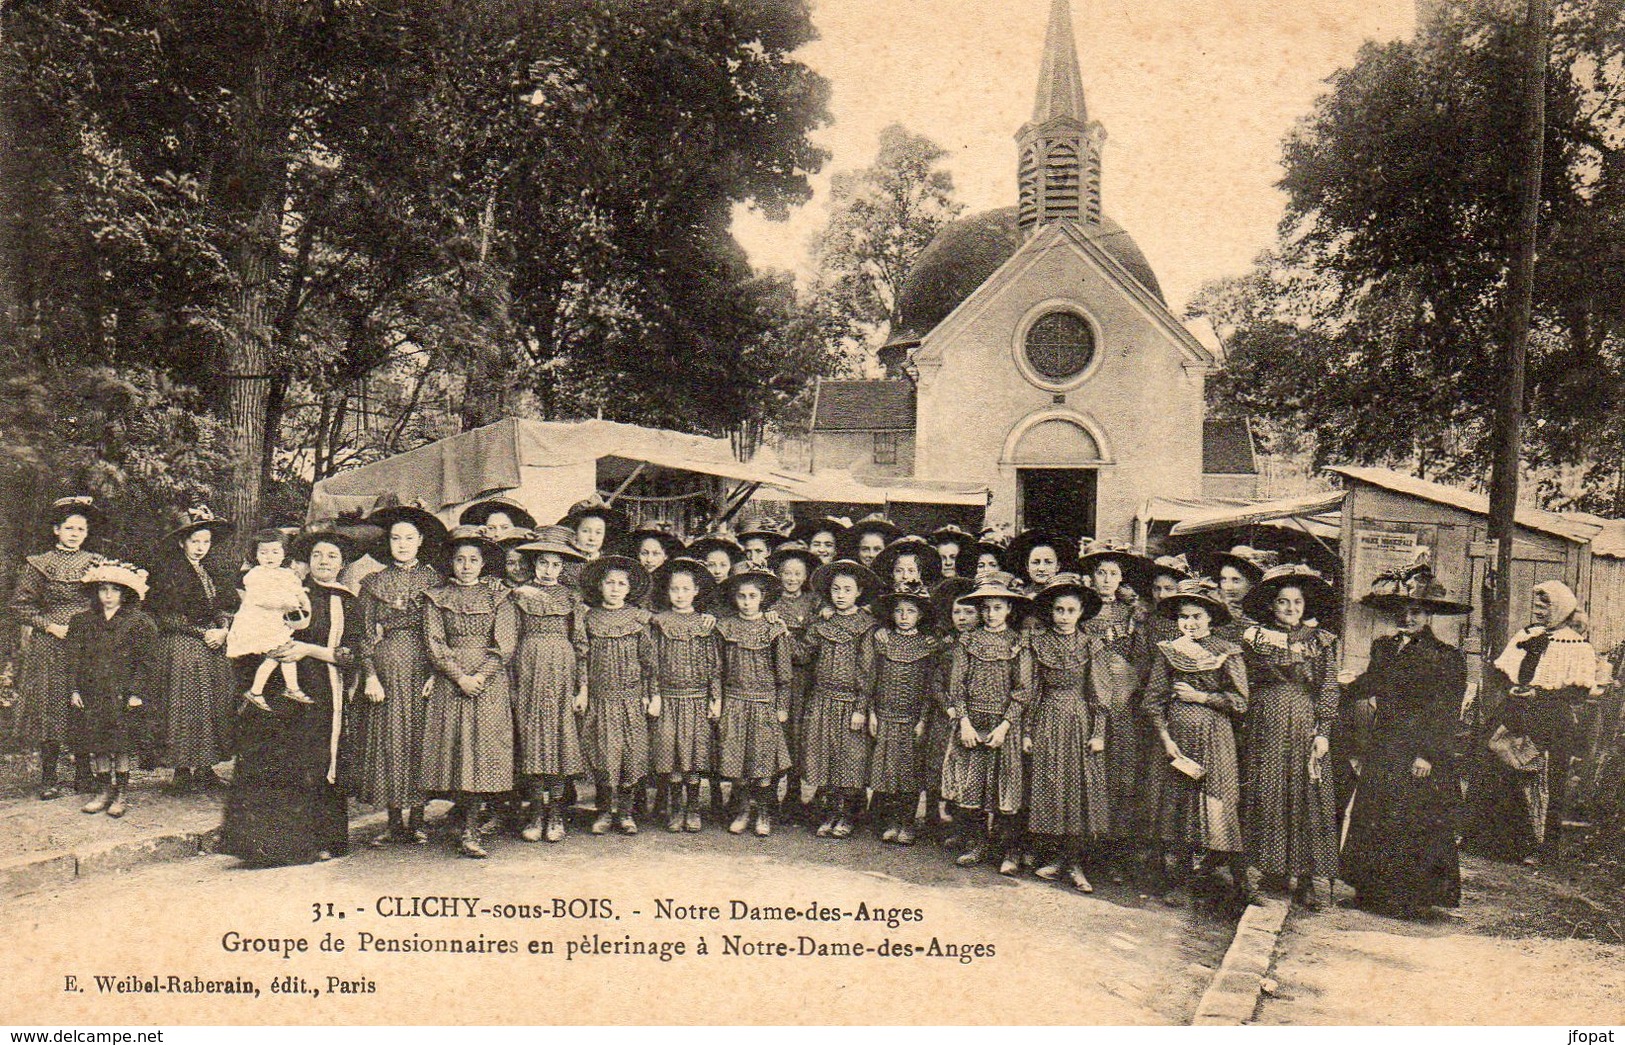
[{"x1": 1351, "y1": 526, "x2": 1438, "y2": 598}]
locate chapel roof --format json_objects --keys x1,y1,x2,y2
[{"x1": 809, "y1": 379, "x2": 917, "y2": 432}]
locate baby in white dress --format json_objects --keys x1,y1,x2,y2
[{"x1": 226, "y1": 532, "x2": 311, "y2": 711}]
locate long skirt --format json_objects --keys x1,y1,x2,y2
[
  {"x1": 1342, "y1": 755, "x2": 1460, "y2": 909},
  {"x1": 1467, "y1": 691, "x2": 1577, "y2": 861},
  {"x1": 583, "y1": 686, "x2": 649, "y2": 787},
  {"x1": 941, "y1": 708, "x2": 1023, "y2": 814},
  {"x1": 1244, "y1": 680, "x2": 1340, "y2": 879},
  {"x1": 920, "y1": 705, "x2": 954, "y2": 793},
  {"x1": 17, "y1": 628, "x2": 82, "y2": 750},
  {"x1": 159, "y1": 632, "x2": 235, "y2": 768},
  {"x1": 513, "y1": 631, "x2": 585, "y2": 778},
  {"x1": 654, "y1": 692, "x2": 714, "y2": 776},
  {"x1": 867, "y1": 715, "x2": 921, "y2": 795},
  {"x1": 354, "y1": 628, "x2": 429, "y2": 808},
  {"x1": 800, "y1": 690, "x2": 870, "y2": 790},
  {"x1": 221, "y1": 699, "x2": 349, "y2": 867},
  {"x1": 717, "y1": 698, "x2": 789, "y2": 781},
  {"x1": 785, "y1": 663, "x2": 811, "y2": 775},
  {"x1": 1026, "y1": 697, "x2": 1111, "y2": 838},
  {"x1": 1097, "y1": 650, "x2": 1143, "y2": 837},
  {"x1": 1144, "y1": 703, "x2": 1243, "y2": 853},
  {"x1": 419, "y1": 649, "x2": 515, "y2": 795}
]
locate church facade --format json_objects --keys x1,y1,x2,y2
[{"x1": 807, "y1": 0, "x2": 1253, "y2": 543}]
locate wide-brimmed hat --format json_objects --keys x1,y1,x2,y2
[
  {"x1": 928, "y1": 524, "x2": 978, "y2": 549},
  {"x1": 164, "y1": 504, "x2": 236, "y2": 545},
  {"x1": 1360, "y1": 566, "x2": 1471, "y2": 617},
  {"x1": 579, "y1": 554, "x2": 650, "y2": 605},
  {"x1": 652, "y1": 557, "x2": 720, "y2": 611},
  {"x1": 517, "y1": 524, "x2": 588, "y2": 562},
  {"x1": 458, "y1": 496, "x2": 536, "y2": 531},
  {"x1": 717, "y1": 561, "x2": 781, "y2": 606},
  {"x1": 1008, "y1": 529, "x2": 1077, "y2": 582},
  {"x1": 873, "y1": 582, "x2": 938, "y2": 630},
  {"x1": 1203, "y1": 545, "x2": 1274, "y2": 585},
  {"x1": 1243, "y1": 563, "x2": 1339, "y2": 624},
  {"x1": 873, "y1": 536, "x2": 944, "y2": 588},
  {"x1": 441, "y1": 525, "x2": 504, "y2": 576},
  {"x1": 1031, "y1": 572, "x2": 1104, "y2": 621},
  {"x1": 841, "y1": 512, "x2": 903, "y2": 557},
  {"x1": 80, "y1": 558, "x2": 149, "y2": 600},
  {"x1": 687, "y1": 532, "x2": 744, "y2": 565},
  {"x1": 932, "y1": 576, "x2": 978, "y2": 624},
  {"x1": 809, "y1": 559, "x2": 882, "y2": 605},
  {"x1": 365, "y1": 502, "x2": 448, "y2": 547},
  {"x1": 769, "y1": 540, "x2": 820, "y2": 574},
  {"x1": 618, "y1": 522, "x2": 687, "y2": 560},
  {"x1": 1157, "y1": 577, "x2": 1233, "y2": 625},
  {"x1": 490, "y1": 527, "x2": 536, "y2": 550},
  {"x1": 735, "y1": 519, "x2": 792, "y2": 549},
  {"x1": 1077, "y1": 539, "x2": 1154, "y2": 592},
  {"x1": 969, "y1": 530, "x2": 1010, "y2": 573},
  {"x1": 960, "y1": 571, "x2": 1032, "y2": 607},
  {"x1": 289, "y1": 526, "x2": 359, "y2": 564},
  {"x1": 47, "y1": 495, "x2": 107, "y2": 532},
  {"x1": 557, "y1": 498, "x2": 630, "y2": 537},
  {"x1": 1148, "y1": 554, "x2": 1194, "y2": 584},
  {"x1": 790, "y1": 515, "x2": 852, "y2": 545}
]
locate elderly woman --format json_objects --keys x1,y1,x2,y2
[
  {"x1": 1238, "y1": 565, "x2": 1343, "y2": 908},
  {"x1": 355, "y1": 504, "x2": 446, "y2": 845},
  {"x1": 221, "y1": 528, "x2": 363, "y2": 867},
  {"x1": 146, "y1": 507, "x2": 238, "y2": 791},
  {"x1": 11, "y1": 496, "x2": 104, "y2": 798},
  {"x1": 1341, "y1": 570, "x2": 1470, "y2": 916},
  {"x1": 1470, "y1": 580, "x2": 1600, "y2": 865}
]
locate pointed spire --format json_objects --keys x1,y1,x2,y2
[{"x1": 1032, "y1": 0, "x2": 1088, "y2": 125}]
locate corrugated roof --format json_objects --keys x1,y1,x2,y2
[
  {"x1": 1202, "y1": 419, "x2": 1256, "y2": 475},
  {"x1": 1327, "y1": 466, "x2": 1604, "y2": 544},
  {"x1": 809, "y1": 380, "x2": 916, "y2": 432}
]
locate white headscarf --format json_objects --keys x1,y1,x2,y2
[{"x1": 1495, "y1": 580, "x2": 1597, "y2": 690}]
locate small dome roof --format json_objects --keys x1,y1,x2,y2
[{"x1": 889, "y1": 207, "x2": 1163, "y2": 345}]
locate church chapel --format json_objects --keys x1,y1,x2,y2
[{"x1": 806, "y1": 0, "x2": 1253, "y2": 542}]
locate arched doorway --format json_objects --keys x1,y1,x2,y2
[{"x1": 1004, "y1": 412, "x2": 1111, "y2": 540}]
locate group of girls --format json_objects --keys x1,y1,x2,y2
[{"x1": 16, "y1": 493, "x2": 1522, "y2": 922}]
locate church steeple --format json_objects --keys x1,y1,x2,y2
[{"x1": 1017, "y1": 0, "x2": 1105, "y2": 233}]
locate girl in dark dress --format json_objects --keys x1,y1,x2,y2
[
  {"x1": 68, "y1": 560, "x2": 157, "y2": 819},
  {"x1": 147, "y1": 507, "x2": 237, "y2": 790},
  {"x1": 10, "y1": 496, "x2": 103, "y2": 798},
  {"x1": 221, "y1": 529, "x2": 362, "y2": 866},
  {"x1": 1342, "y1": 571, "x2": 1470, "y2": 915}
]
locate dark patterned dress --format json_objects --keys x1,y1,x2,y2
[
  {"x1": 67, "y1": 602, "x2": 158, "y2": 757},
  {"x1": 651, "y1": 611, "x2": 721, "y2": 776},
  {"x1": 866, "y1": 629, "x2": 939, "y2": 795},
  {"x1": 715, "y1": 615, "x2": 794, "y2": 780},
  {"x1": 1142, "y1": 635, "x2": 1247, "y2": 853},
  {"x1": 1026, "y1": 629, "x2": 1112, "y2": 839},
  {"x1": 420, "y1": 578, "x2": 518, "y2": 795},
  {"x1": 800, "y1": 610, "x2": 877, "y2": 790},
  {"x1": 577, "y1": 605, "x2": 655, "y2": 787},
  {"x1": 10, "y1": 548, "x2": 95, "y2": 750},
  {"x1": 148, "y1": 553, "x2": 238, "y2": 769},
  {"x1": 1084, "y1": 598, "x2": 1148, "y2": 838},
  {"x1": 1240, "y1": 623, "x2": 1342, "y2": 879},
  {"x1": 1343, "y1": 631, "x2": 1465, "y2": 908},
  {"x1": 511, "y1": 583, "x2": 585, "y2": 778},
  {"x1": 775, "y1": 590, "x2": 819, "y2": 771},
  {"x1": 228, "y1": 579, "x2": 359, "y2": 866},
  {"x1": 354, "y1": 562, "x2": 441, "y2": 807},
  {"x1": 941, "y1": 627, "x2": 1030, "y2": 814},
  {"x1": 923, "y1": 629, "x2": 975, "y2": 793}
]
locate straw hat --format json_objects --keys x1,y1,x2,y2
[
  {"x1": 1149, "y1": 554, "x2": 1194, "y2": 584},
  {"x1": 1243, "y1": 563, "x2": 1339, "y2": 625},
  {"x1": 163, "y1": 504, "x2": 236, "y2": 545},
  {"x1": 1076, "y1": 538, "x2": 1154, "y2": 592},
  {"x1": 687, "y1": 532, "x2": 745, "y2": 564},
  {"x1": 928, "y1": 524, "x2": 978, "y2": 549},
  {"x1": 557, "y1": 498, "x2": 630, "y2": 537},
  {"x1": 47, "y1": 495, "x2": 107, "y2": 532},
  {"x1": 618, "y1": 521, "x2": 687, "y2": 560},
  {"x1": 968, "y1": 529, "x2": 1011, "y2": 573},
  {"x1": 458, "y1": 497, "x2": 536, "y2": 531},
  {"x1": 1360, "y1": 566, "x2": 1471, "y2": 617},
  {"x1": 651, "y1": 557, "x2": 720, "y2": 612},
  {"x1": 717, "y1": 561, "x2": 782, "y2": 606},
  {"x1": 960, "y1": 571, "x2": 1032, "y2": 607},
  {"x1": 517, "y1": 524, "x2": 588, "y2": 561},
  {"x1": 1203, "y1": 545, "x2": 1274, "y2": 586},
  {"x1": 873, "y1": 536, "x2": 944, "y2": 588},
  {"x1": 931, "y1": 576, "x2": 978, "y2": 625},
  {"x1": 1007, "y1": 529, "x2": 1076, "y2": 581},
  {"x1": 1030, "y1": 572, "x2": 1104, "y2": 622},
  {"x1": 872, "y1": 582, "x2": 938, "y2": 630},
  {"x1": 1157, "y1": 577, "x2": 1232, "y2": 625},
  {"x1": 365, "y1": 501, "x2": 448, "y2": 547},
  {"x1": 768, "y1": 540, "x2": 820, "y2": 574},
  {"x1": 579, "y1": 554, "x2": 650, "y2": 605},
  {"x1": 790, "y1": 515, "x2": 852, "y2": 545},
  {"x1": 80, "y1": 558, "x2": 149, "y2": 601},
  {"x1": 808, "y1": 558, "x2": 883, "y2": 606},
  {"x1": 441, "y1": 525, "x2": 505, "y2": 577}
]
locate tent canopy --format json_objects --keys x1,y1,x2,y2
[{"x1": 1168, "y1": 489, "x2": 1346, "y2": 538}]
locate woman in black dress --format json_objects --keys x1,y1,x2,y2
[
  {"x1": 1341, "y1": 570, "x2": 1469, "y2": 916},
  {"x1": 220, "y1": 528, "x2": 362, "y2": 866}
]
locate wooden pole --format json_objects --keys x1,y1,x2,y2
[{"x1": 1485, "y1": 0, "x2": 1551, "y2": 658}]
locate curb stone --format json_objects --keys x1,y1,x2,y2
[
  {"x1": 2, "y1": 810, "x2": 389, "y2": 903},
  {"x1": 1190, "y1": 897, "x2": 1291, "y2": 1025}
]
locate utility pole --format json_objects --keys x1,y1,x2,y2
[{"x1": 1485, "y1": 0, "x2": 1551, "y2": 657}]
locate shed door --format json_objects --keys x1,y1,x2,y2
[{"x1": 1466, "y1": 538, "x2": 1570, "y2": 657}]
